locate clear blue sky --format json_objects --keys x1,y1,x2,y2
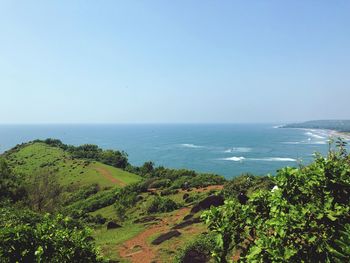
[{"x1": 0, "y1": 1, "x2": 349, "y2": 124}]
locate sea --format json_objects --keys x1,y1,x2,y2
[{"x1": 0, "y1": 124, "x2": 346, "y2": 178}]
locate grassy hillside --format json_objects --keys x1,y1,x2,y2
[
  {"x1": 90, "y1": 186, "x2": 221, "y2": 262},
  {"x1": 1, "y1": 139, "x2": 275, "y2": 263},
  {"x1": 5, "y1": 142, "x2": 141, "y2": 188},
  {"x1": 1, "y1": 141, "x2": 227, "y2": 262}
]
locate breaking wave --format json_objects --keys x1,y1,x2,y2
[
  {"x1": 249, "y1": 157, "x2": 297, "y2": 162},
  {"x1": 222, "y1": 156, "x2": 246, "y2": 161},
  {"x1": 179, "y1": 143, "x2": 204, "y2": 149}
]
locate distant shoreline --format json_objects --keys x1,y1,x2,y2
[{"x1": 280, "y1": 126, "x2": 350, "y2": 141}]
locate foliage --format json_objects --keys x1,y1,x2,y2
[
  {"x1": 203, "y1": 140, "x2": 350, "y2": 262},
  {"x1": 0, "y1": 158, "x2": 25, "y2": 202},
  {"x1": 41, "y1": 139, "x2": 129, "y2": 169},
  {"x1": 113, "y1": 185, "x2": 139, "y2": 220},
  {"x1": 25, "y1": 170, "x2": 63, "y2": 213},
  {"x1": 63, "y1": 184, "x2": 100, "y2": 206},
  {"x1": 148, "y1": 178, "x2": 171, "y2": 189},
  {"x1": 160, "y1": 188, "x2": 179, "y2": 196},
  {"x1": 175, "y1": 233, "x2": 216, "y2": 263},
  {"x1": 64, "y1": 189, "x2": 119, "y2": 218},
  {"x1": 328, "y1": 223, "x2": 350, "y2": 262},
  {"x1": 147, "y1": 196, "x2": 179, "y2": 214},
  {"x1": 222, "y1": 173, "x2": 273, "y2": 199},
  {"x1": 0, "y1": 207, "x2": 103, "y2": 263}
]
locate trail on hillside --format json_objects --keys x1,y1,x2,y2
[
  {"x1": 94, "y1": 166, "x2": 127, "y2": 187},
  {"x1": 118, "y1": 207, "x2": 190, "y2": 263}
]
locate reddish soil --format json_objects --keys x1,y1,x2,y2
[
  {"x1": 118, "y1": 185, "x2": 223, "y2": 262},
  {"x1": 94, "y1": 166, "x2": 126, "y2": 187},
  {"x1": 118, "y1": 207, "x2": 190, "y2": 263}
]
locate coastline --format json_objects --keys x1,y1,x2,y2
[
  {"x1": 280, "y1": 126, "x2": 350, "y2": 141},
  {"x1": 329, "y1": 130, "x2": 350, "y2": 141}
]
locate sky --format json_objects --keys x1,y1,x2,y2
[{"x1": 0, "y1": 1, "x2": 349, "y2": 124}]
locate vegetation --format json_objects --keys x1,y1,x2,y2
[
  {"x1": 39, "y1": 138, "x2": 129, "y2": 169},
  {"x1": 147, "y1": 196, "x2": 179, "y2": 214},
  {"x1": 175, "y1": 233, "x2": 216, "y2": 263},
  {"x1": 203, "y1": 139, "x2": 350, "y2": 262},
  {"x1": 282, "y1": 120, "x2": 350, "y2": 132},
  {"x1": 0, "y1": 207, "x2": 103, "y2": 263},
  {"x1": 2, "y1": 137, "x2": 349, "y2": 262}
]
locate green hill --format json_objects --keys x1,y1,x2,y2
[
  {"x1": 0, "y1": 139, "x2": 277, "y2": 263},
  {"x1": 282, "y1": 120, "x2": 350, "y2": 132},
  {"x1": 4, "y1": 142, "x2": 141, "y2": 188}
]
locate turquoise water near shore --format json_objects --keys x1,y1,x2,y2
[{"x1": 0, "y1": 124, "x2": 344, "y2": 178}]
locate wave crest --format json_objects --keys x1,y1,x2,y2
[
  {"x1": 250, "y1": 157, "x2": 297, "y2": 162},
  {"x1": 222, "y1": 156, "x2": 245, "y2": 162},
  {"x1": 179, "y1": 143, "x2": 204, "y2": 149}
]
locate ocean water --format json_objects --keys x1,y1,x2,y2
[{"x1": 0, "y1": 124, "x2": 342, "y2": 178}]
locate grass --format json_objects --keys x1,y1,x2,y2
[
  {"x1": 4, "y1": 142, "x2": 219, "y2": 262},
  {"x1": 90, "y1": 204, "x2": 116, "y2": 219},
  {"x1": 93, "y1": 222, "x2": 145, "y2": 261},
  {"x1": 5, "y1": 142, "x2": 141, "y2": 188},
  {"x1": 93, "y1": 162, "x2": 140, "y2": 185}
]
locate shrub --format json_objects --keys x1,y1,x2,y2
[
  {"x1": 160, "y1": 189, "x2": 179, "y2": 196},
  {"x1": 203, "y1": 140, "x2": 350, "y2": 262},
  {"x1": 175, "y1": 233, "x2": 216, "y2": 263},
  {"x1": 0, "y1": 208, "x2": 103, "y2": 263},
  {"x1": 222, "y1": 173, "x2": 273, "y2": 199},
  {"x1": 147, "y1": 196, "x2": 179, "y2": 214},
  {"x1": 148, "y1": 179, "x2": 171, "y2": 189}
]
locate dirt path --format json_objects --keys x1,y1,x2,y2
[
  {"x1": 94, "y1": 166, "x2": 127, "y2": 187},
  {"x1": 118, "y1": 207, "x2": 190, "y2": 263}
]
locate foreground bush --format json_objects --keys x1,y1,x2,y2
[
  {"x1": 203, "y1": 140, "x2": 350, "y2": 262},
  {"x1": 0, "y1": 207, "x2": 103, "y2": 263}
]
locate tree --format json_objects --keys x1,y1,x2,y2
[
  {"x1": 26, "y1": 170, "x2": 63, "y2": 213},
  {"x1": 0, "y1": 158, "x2": 24, "y2": 202}
]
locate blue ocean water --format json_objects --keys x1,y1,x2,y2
[{"x1": 0, "y1": 124, "x2": 340, "y2": 178}]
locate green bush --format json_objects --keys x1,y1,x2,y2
[
  {"x1": 148, "y1": 178, "x2": 171, "y2": 189},
  {"x1": 0, "y1": 158, "x2": 25, "y2": 202},
  {"x1": 175, "y1": 233, "x2": 216, "y2": 263},
  {"x1": 160, "y1": 188, "x2": 179, "y2": 196},
  {"x1": 0, "y1": 207, "x2": 103, "y2": 263},
  {"x1": 147, "y1": 196, "x2": 179, "y2": 214},
  {"x1": 222, "y1": 173, "x2": 273, "y2": 199},
  {"x1": 203, "y1": 140, "x2": 350, "y2": 262}
]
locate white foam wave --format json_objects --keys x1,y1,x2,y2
[
  {"x1": 305, "y1": 131, "x2": 326, "y2": 139},
  {"x1": 310, "y1": 141, "x2": 327, "y2": 145},
  {"x1": 250, "y1": 157, "x2": 297, "y2": 162},
  {"x1": 221, "y1": 156, "x2": 296, "y2": 162},
  {"x1": 180, "y1": 143, "x2": 204, "y2": 149},
  {"x1": 222, "y1": 156, "x2": 245, "y2": 161},
  {"x1": 282, "y1": 139, "x2": 327, "y2": 145},
  {"x1": 224, "y1": 147, "x2": 252, "y2": 153}
]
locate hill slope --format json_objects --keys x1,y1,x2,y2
[{"x1": 4, "y1": 142, "x2": 141, "y2": 188}]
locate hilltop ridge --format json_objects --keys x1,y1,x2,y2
[{"x1": 281, "y1": 120, "x2": 350, "y2": 132}]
